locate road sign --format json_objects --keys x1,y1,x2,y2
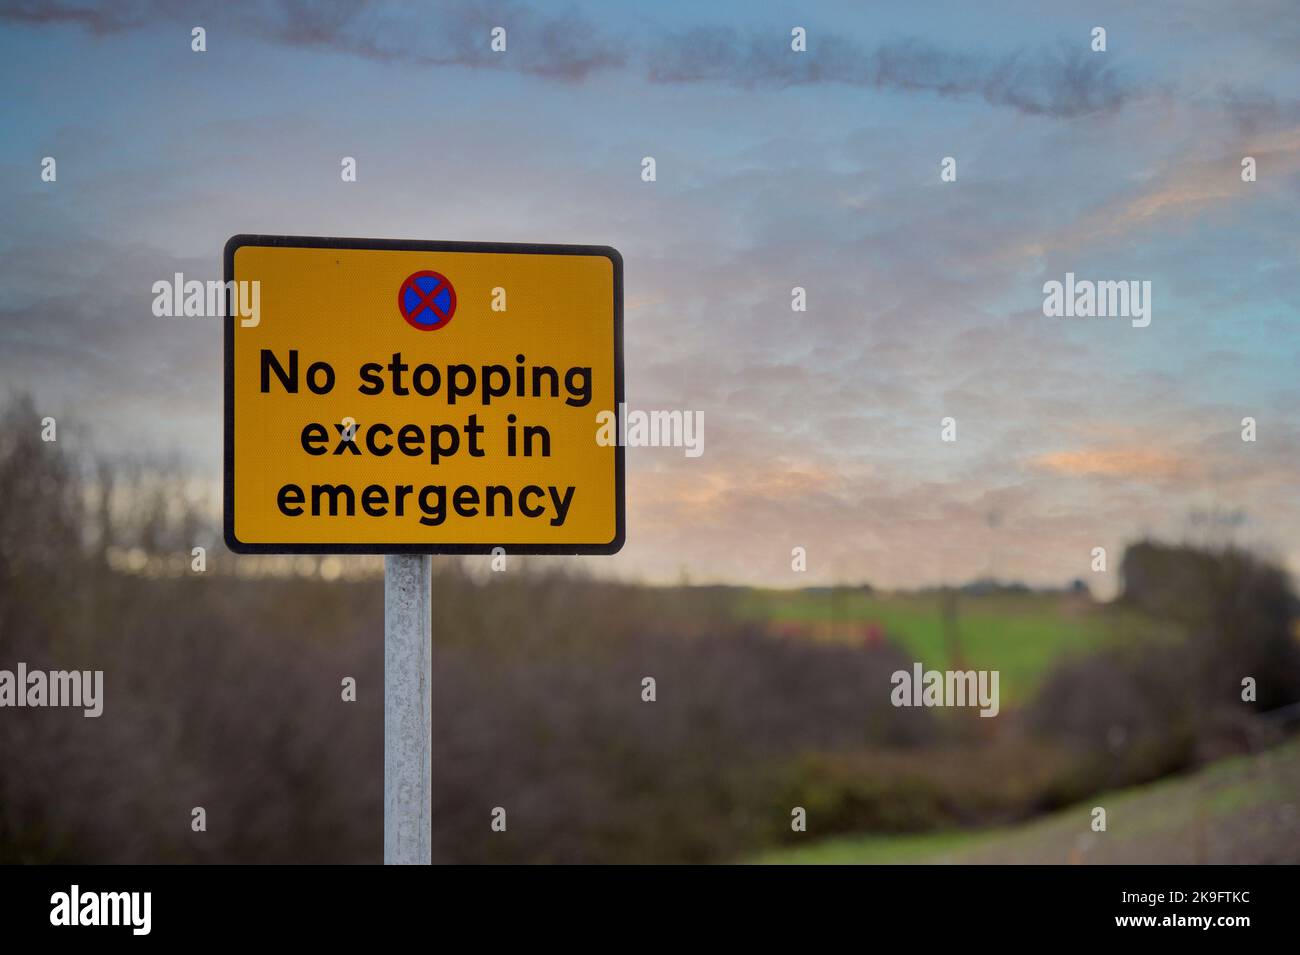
[{"x1": 223, "y1": 235, "x2": 624, "y2": 554}]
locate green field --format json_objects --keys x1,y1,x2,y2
[
  {"x1": 753, "y1": 735, "x2": 1300, "y2": 865},
  {"x1": 735, "y1": 588, "x2": 1178, "y2": 706}
]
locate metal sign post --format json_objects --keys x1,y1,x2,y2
[
  {"x1": 383, "y1": 554, "x2": 432, "y2": 864},
  {"x1": 222, "y1": 235, "x2": 624, "y2": 865}
]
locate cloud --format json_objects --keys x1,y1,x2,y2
[
  {"x1": 1215, "y1": 87, "x2": 1300, "y2": 137},
  {"x1": 0, "y1": 0, "x2": 151, "y2": 32},
  {"x1": 1031, "y1": 447, "x2": 1195, "y2": 482},
  {"x1": 0, "y1": 0, "x2": 629, "y2": 80},
  {"x1": 966, "y1": 121, "x2": 1300, "y2": 268},
  {"x1": 648, "y1": 32, "x2": 1140, "y2": 118},
  {"x1": 250, "y1": 0, "x2": 629, "y2": 81},
  {"x1": 1, "y1": 1, "x2": 1143, "y2": 116},
  {"x1": 5, "y1": 2, "x2": 1298, "y2": 590}
]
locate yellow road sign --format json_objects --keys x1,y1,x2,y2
[{"x1": 223, "y1": 236, "x2": 624, "y2": 554}]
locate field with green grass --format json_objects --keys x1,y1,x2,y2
[
  {"x1": 734, "y1": 587, "x2": 1179, "y2": 706},
  {"x1": 753, "y1": 735, "x2": 1300, "y2": 864}
]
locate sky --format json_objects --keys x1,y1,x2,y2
[{"x1": 1, "y1": 0, "x2": 1298, "y2": 592}]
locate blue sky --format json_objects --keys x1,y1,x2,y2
[{"x1": 2, "y1": 1, "x2": 1298, "y2": 590}]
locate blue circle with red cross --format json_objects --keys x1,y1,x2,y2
[{"x1": 398, "y1": 270, "x2": 457, "y2": 330}]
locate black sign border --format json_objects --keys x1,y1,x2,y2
[{"x1": 223, "y1": 234, "x2": 625, "y2": 556}]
